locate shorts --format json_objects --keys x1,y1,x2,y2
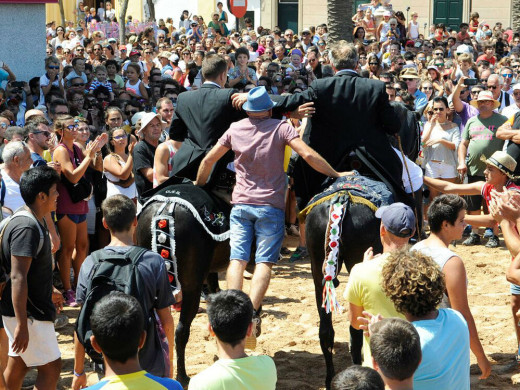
[
  {"x1": 511, "y1": 283, "x2": 520, "y2": 295},
  {"x1": 56, "y1": 213, "x2": 87, "y2": 224},
  {"x1": 465, "y1": 175, "x2": 485, "y2": 212},
  {"x1": 3, "y1": 316, "x2": 61, "y2": 367},
  {"x1": 230, "y1": 204, "x2": 285, "y2": 264},
  {"x1": 424, "y1": 160, "x2": 457, "y2": 179}
]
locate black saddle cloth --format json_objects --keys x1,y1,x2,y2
[{"x1": 142, "y1": 177, "x2": 231, "y2": 236}]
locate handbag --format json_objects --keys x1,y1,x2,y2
[{"x1": 60, "y1": 144, "x2": 93, "y2": 203}]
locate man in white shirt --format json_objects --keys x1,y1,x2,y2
[
  {"x1": 1, "y1": 141, "x2": 33, "y2": 215},
  {"x1": 501, "y1": 83, "x2": 520, "y2": 119}
]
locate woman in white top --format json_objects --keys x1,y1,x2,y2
[
  {"x1": 50, "y1": 26, "x2": 65, "y2": 51},
  {"x1": 407, "y1": 12, "x2": 420, "y2": 40},
  {"x1": 103, "y1": 127, "x2": 137, "y2": 201},
  {"x1": 421, "y1": 96, "x2": 460, "y2": 200}
]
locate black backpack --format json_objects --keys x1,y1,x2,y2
[{"x1": 75, "y1": 246, "x2": 149, "y2": 364}]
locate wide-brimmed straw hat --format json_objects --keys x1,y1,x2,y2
[
  {"x1": 136, "y1": 112, "x2": 161, "y2": 135},
  {"x1": 470, "y1": 90, "x2": 501, "y2": 109},
  {"x1": 480, "y1": 151, "x2": 517, "y2": 179},
  {"x1": 400, "y1": 68, "x2": 420, "y2": 79}
]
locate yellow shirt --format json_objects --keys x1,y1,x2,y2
[{"x1": 344, "y1": 252, "x2": 405, "y2": 366}]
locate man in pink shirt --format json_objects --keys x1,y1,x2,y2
[{"x1": 196, "y1": 87, "x2": 350, "y2": 343}]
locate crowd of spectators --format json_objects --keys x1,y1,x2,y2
[{"x1": 1, "y1": 0, "x2": 520, "y2": 388}]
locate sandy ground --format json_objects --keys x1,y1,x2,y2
[{"x1": 22, "y1": 233, "x2": 520, "y2": 389}]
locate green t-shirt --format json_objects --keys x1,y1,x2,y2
[
  {"x1": 462, "y1": 113, "x2": 506, "y2": 176},
  {"x1": 188, "y1": 355, "x2": 276, "y2": 390}
]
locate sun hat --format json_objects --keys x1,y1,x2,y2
[
  {"x1": 383, "y1": 10, "x2": 392, "y2": 17},
  {"x1": 131, "y1": 111, "x2": 145, "y2": 126},
  {"x1": 169, "y1": 53, "x2": 179, "y2": 62},
  {"x1": 400, "y1": 68, "x2": 420, "y2": 79},
  {"x1": 427, "y1": 65, "x2": 440, "y2": 74},
  {"x1": 470, "y1": 90, "x2": 501, "y2": 109},
  {"x1": 107, "y1": 37, "x2": 117, "y2": 44},
  {"x1": 242, "y1": 86, "x2": 275, "y2": 112},
  {"x1": 480, "y1": 151, "x2": 517, "y2": 179},
  {"x1": 136, "y1": 112, "x2": 161, "y2": 134},
  {"x1": 375, "y1": 202, "x2": 416, "y2": 238},
  {"x1": 158, "y1": 51, "x2": 171, "y2": 59},
  {"x1": 456, "y1": 44, "x2": 471, "y2": 54}
]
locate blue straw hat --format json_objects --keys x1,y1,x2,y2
[{"x1": 242, "y1": 86, "x2": 275, "y2": 112}]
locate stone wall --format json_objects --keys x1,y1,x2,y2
[{"x1": 0, "y1": 4, "x2": 46, "y2": 83}]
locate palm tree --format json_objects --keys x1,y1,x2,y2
[
  {"x1": 58, "y1": 0, "x2": 66, "y2": 27},
  {"x1": 514, "y1": 0, "x2": 520, "y2": 32},
  {"x1": 119, "y1": 0, "x2": 130, "y2": 45},
  {"x1": 146, "y1": 0, "x2": 156, "y2": 22},
  {"x1": 327, "y1": 0, "x2": 353, "y2": 42}
]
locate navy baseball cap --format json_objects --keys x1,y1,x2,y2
[{"x1": 375, "y1": 202, "x2": 416, "y2": 238}]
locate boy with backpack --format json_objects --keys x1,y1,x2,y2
[
  {"x1": 0, "y1": 166, "x2": 62, "y2": 389},
  {"x1": 73, "y1": 194, "x2": 175, "y2": 389},
  {"x1": 82, "y1": 292, "x2": 182, "y2": 389}
]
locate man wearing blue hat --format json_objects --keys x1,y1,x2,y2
[
  {"x1": 344, "y1": 202, "x2": 415, "y2": 365},
  {"x1": 196, "y1": 86, "x2": 351, "y2": 345}
]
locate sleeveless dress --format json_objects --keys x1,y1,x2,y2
[
  {"x1": 409, "y1": 20, "x2": 419, "y2": 39},
  {"x1": 125, "y1": 79, "x2": 143, "y2": 97}
]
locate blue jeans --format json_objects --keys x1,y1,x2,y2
[{"x1": 230, "y1": 204, "x2": 285, "y2": 264}]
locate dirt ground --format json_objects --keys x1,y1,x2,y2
[{"x1": 25, "y1": 233, "x2": 520, "y2": 389}]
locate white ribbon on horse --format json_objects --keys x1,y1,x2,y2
[{"x1": 322, "y1": 201, "x2": 345, "y2": 314}]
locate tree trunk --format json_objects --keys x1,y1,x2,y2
[
  {"x1": 58, "y1": 0, "x2": 66, "y2": 27},
  {"x1": 327, "y1": 0, "x2": 353, "y2": 43},
  {"x1": 513, "y1": 0, "x2": 520, "y2": 33},
  {"x1": 119, "y1": 0, "x2": 130, "y2": 45},
  {"x1": 146, "y1": 0, "x2": 156, "y2": 22}
]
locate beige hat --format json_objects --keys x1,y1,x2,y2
[
  {"x1": 400, "y1": 68, "x2": 420, "y2": 79},
  {"x1": 136, "y1": 112, "x2": 161, "y2": 135},
  {"x1": 158, "y1": 51, "x2": 171, "y2": 59},
  {"x1": 480, "y1": 151, "x2": 517, "y2": 179},
  {"x1": 470, "y1": 90, "x2": 501, "y2": 109}
]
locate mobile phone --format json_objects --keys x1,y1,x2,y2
[{"x1": 463, "y1": 78, "x2": 477, "y2": 86}]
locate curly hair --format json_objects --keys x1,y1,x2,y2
[{"x1": 381, "y1": 249, "x2": 445, "y2": 318}]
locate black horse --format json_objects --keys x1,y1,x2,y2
[
  {"x1": 136, "y1": 193, "x2": 254, "y2": 386},
  {"x1": 306, "y1": 198, "x2": 382, "y2": 389}
]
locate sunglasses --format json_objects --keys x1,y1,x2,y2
[
  {"x1": 369, "y1": 62, "x2": 379, "y2": 65},
  {"x1": 435, "y1": 63, "x2": 444, "y2": 67},
  {"x1": 72, "y1": 83, "x2": 85, "y2": 87},
  {"x1": 471, "y1": 90, "x2": 482, "y2": 95},
  {"x1": 488, "y1": 85, "x2": 498, "y2": 89},
  {"x1": 427, "y1": 111, "x2": 434, "y2": 115},
  {"x1": 66, "y1": 125, "x2": 76, "y2": 131},
  {"x1": 48, "y1": 65, "x2": 60, "y2": 70},
  {"x1": 433, "y1": 107, "x2": 445, "y2": 111},
  {"x1": 0, "y1": 123, "x2": 8, "y2": 129},
  {"x1": 422, "y1": 87, "x2": 433, "y2": 90},
  {"x1": 502, "y1": 74, "x2": 513, "y2": 78},
  {"x1": 112, "y1": 135, "x2": 127, "y2": 140}
]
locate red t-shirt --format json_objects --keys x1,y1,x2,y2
[
  {"x1": 481, "y1": 181, "x2": 520, "y2": 207},
  {"x1": 476, "y1": 54, "x2": 496, "y2": 65}
]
